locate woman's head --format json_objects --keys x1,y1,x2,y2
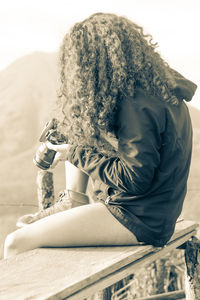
[{"x1": 57, "y1": 13, "x2": 177, "y2": 146}]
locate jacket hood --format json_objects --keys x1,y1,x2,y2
[{"x1": 172, "y1": 69, "x2": 197, "y2": 102}]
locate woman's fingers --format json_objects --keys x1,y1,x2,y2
[
  {"x1": 45, "y1": 142, "x2": 70, "y2": 168},
  {"x1": 45, "y1": 141, "x2": 69, "y2": 153},
  {"x1": 50, "y1": 152, "x2": 63, "y2": 169}
]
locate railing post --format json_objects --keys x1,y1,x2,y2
[
  {"x1": 185, "y1": 236, "x2": 200, "y2": 300},
  {"x1": 36, "y1": 170, "x2": 55, "y2": 210}
]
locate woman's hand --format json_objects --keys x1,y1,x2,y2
[{"x1": 45, "y1": 141, "x2": 71, "y2": 168}]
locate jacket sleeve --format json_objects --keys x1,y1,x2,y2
[{"x1": 66, "y1": 99, "x2": 163, "y2": 195}]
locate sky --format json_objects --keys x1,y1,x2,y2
[{"x1": 0, "y1": 0, "x2": 199, "y2": 108}]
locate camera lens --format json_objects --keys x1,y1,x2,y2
[{"x1": 33, "y1": 143, "x2": 56, "y2": 170}]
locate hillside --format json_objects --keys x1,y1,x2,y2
[
  {"x1": 0, "y1": 52, "x2": 199, "y2": 208},
  {"x1": 0, "y1": 52, "x2": 199, "y2": 205},
  {"x1": 0, "y1": 52, "x2": 58, "y2": 159},
  {"x1": 0, "y1": 52, "x2": 66, "y2": 204},
  {"x1": 0, "y1": 53, "x2": 64, "y2": 257}
]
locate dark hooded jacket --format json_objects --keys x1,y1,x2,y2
[{"x1": 66, "y1": 71, "x2": 197, "y2": 247}]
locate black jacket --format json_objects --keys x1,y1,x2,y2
[{"x1": 66, "y1": 78, "x2": 197, "y2": 246}]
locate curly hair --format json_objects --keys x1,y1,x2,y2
[{"x1": 56, "y1": 12, "x2": 178, "y2": 150}]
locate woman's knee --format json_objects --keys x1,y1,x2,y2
[
  {"x1": 4, "y1": 231, "x2": 20, "y2": 258},
  {"x1": 4, "y1": 228, "x2": 35, "y2": 258}
]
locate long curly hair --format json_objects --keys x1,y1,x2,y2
[{"x1": 56, "y1": 12, "x2": 178, "y2": 150}]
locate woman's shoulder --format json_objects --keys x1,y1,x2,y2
[
  {"x1": 132, "y1": 88, "x2": 164, "y2": 107},
  {"x1": 117, "y1": 89, "x2": 167, "y2": 137},
  {"x1": 120, "y1": 88, "x2": 165, "y2": 118}
]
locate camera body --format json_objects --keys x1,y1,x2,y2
[{"x1": 33, "y1": 119, "x2": 67, "y2": 170}]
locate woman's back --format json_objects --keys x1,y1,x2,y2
[{"x1": 100, "y1": 89, "x2": 193, "y2": 246}]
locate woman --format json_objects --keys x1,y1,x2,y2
[{"x1": 4, "y1": 13, "x2": 197, "y2": 258}]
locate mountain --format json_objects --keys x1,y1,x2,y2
[
  {"x1": 0, "y1": 51, "x2": 200, "y2": 208},
  {"x1": 188, "y1": 105, "x2": 200, "y2": 128},
  {"x1": 0, "y1": 52, "x2": 199, "y2": 258},
  {"x1": 0, "y1": 52, "x2": 58, "y2": 159},
  {"x1": 0, "y1": 53, "x2": 65, "y2": 257},
  {"x1": 0, "y1": 51, "x2": 66, "y2": 205}
]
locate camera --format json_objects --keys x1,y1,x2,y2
[{"x1": 33, "y1": 119, "x2": 67, "y2": 170}]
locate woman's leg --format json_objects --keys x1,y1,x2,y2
[
  {"x1": 65, "y1": 161, "x2": 89, "y2": 193},
  {"x1": 4, "y1": 202, "x2": 139, "y2": 258},
  {"x1": 16, "y1": 162, "x2": 89, "y2": 227}
]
